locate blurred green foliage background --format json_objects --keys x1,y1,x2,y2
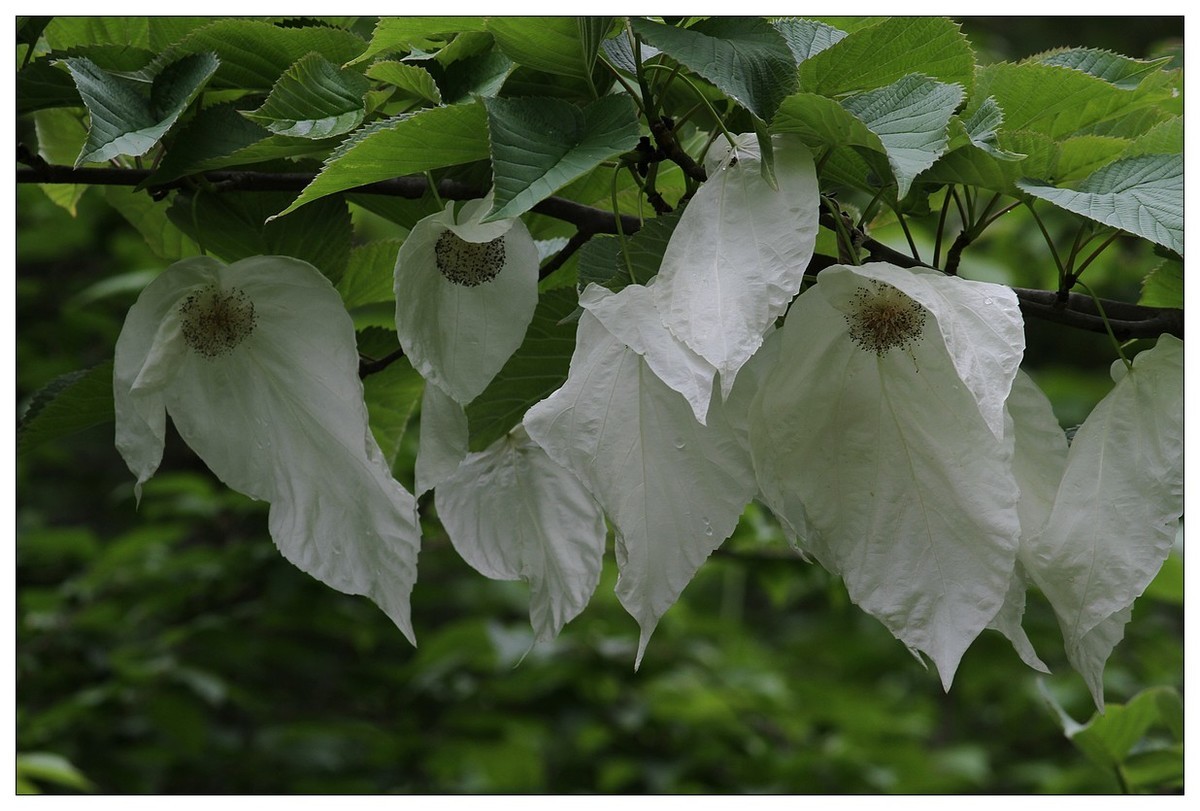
[{"x1": 15, "y1": 17, "x2": 1182, "y2": 795}]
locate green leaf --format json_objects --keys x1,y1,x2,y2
[
  {"x1": 102, "y1": 187, "x2": 201, "y2": 261},
  {"x1": 840, "y1": 74, "x2": 964, "y2": 197},
  {"x1": 15, "y1": 753, "x2": 95, "y2": 794},
  {"x1": 364, "y1": 355, "x2": 425, "y2": 473},
  {"x1": 771, "y1": 18, "x2": 847, "y2": 63},
  {"x1": 16, "y1": 60, "x2": 81, "y2": 114},
  {"x1": 17, "y1": 362, "x2": 115, "y2": 456},
  {"x1": 1030, "y1": 47, "x2": 1173, "y2": 89},
  {"x1": 148, "y1": 19, "x2": 366, "y2": 90},
  {"x1": 970, "y1": 61, "x2": 1173, "y2": 140},
  {"x1": 433, "y1": 49, "x2": 513, "y2": 104},
  {"x1": 576, "y1": 211, "x2": 682, "y2": 294},
  {"x1": 1138, "y1": 258, "x2": 1183, "y2": 308},
  {"x1": 338, "y1": 239, "x2": 404, "y2": 309},
  {"x1": 365, "y1": 60, "x2": 442, "y2": 104},
  {"x1": 1018, "y1": 154, "x2": 1182, "y2": 255},
  {"x1": 274, "y1": 102, "x2": 490, "y2": 218},
  {"x1": 958, "y1": 96, "x2": 1024, "y2": 160},
  {"x1": 147, "y1": 103, "x2": 339, "y2": 186},
  {"x1": 487, "y1": 17, "x2": 609, "y2": 81},
  {"x1": 798, "y1": 17, "x2": 974, "y2": 96},
  {"x1": 485, "y1": 95, "x2": 640, "y2": 221},
  {"x1": 1065, "y1": 687, "x2": 1184, "y2": 771},
  {"x1": 1123, "y1": 116, "x2": 1182, "y2": 157},
  {"x1": 242, "y1": 53, "x2": 370, "y2": 139},
  {"x1": 43, "y1": 16, "x2": 213, "y2": 52},
  {"x1": 576, "y1": 235, "x2": 625, "y2": 293},
  {"x1": 63, "y1": 52, "x2": 218, "y2": 165},
  {"x1": 630, "y1": 17, "x2": 796, "y2": 122},
  {"x1": 350, "y1": 17, "x2": 488, "y2": 66},
  {"x1": 33, "y1": 107, "x2": 89, "y2": 214},
  {"x1": 1122, "y1": 745, "x2": 1184, "y2": 792},
  {"x1": 167, "y1": 192, "x2": 353, "y2": 282},
  {"x1": 465, "y1": 288, "x2": 579, "y2": 452}
]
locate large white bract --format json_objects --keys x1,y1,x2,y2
[
  {"x1": 114, "y1": 255, "x2": 422, "y2": 643},
  {"x1": 393, "y1": 193, "x2": 540, "y2": 405}
]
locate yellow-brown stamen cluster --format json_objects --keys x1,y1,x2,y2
[
  {"x1": 844, "y1": 281, "x2": 927, "y2": 356},
  {"x1": 179, "y1": 285, "x2": 257, "y2": 359},
  {"x1": 434, "y1": 230, "x2": 506, "y2": 287}
]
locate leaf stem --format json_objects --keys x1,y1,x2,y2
[
  {"x1": 1025, "y1": 202, "x2": 1066, "y2": 282},
  {"x1": 1076, "y1": 280, "x2": 1133, "y2": 370},
  {"x1": 1073, "y1": 231, "x2": 1121, "y2": 281},
  {"x1": 823, "y1": 197, "x2": 859, "y2": 265},
  {"x1": 424, "y1": 171, "x2": 444, "y2": 208},
  {"x1": 933, "y1": 187, "x2": 953, "y2": 268},
  {"x1": 895, "y1": 210, "x2": 922, "y2": 263},
  {"x1": 612, "y1": 167, "x2": 638, "y2": 284}
]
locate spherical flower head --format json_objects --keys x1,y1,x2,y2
[
  {"x1": 434, "y1": 230, "x2": 506, "y2": 287},
  {"x1": 843, "y1": 280, "x2": 928, "y2": 356},
  {"x1": 178, "y1": 285, "x2": 258, "y2": 358}
]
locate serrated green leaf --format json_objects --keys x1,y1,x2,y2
[
  {"x1": 1123, "y1": 116, "x2": 1182, "y2": 157},
  {"x1": 18, "y1": 362, "x2": 115, "y2": 455},
  {"x1": 1067, "y1": 687, "x2": 1183, "y2": 771},
  {"x1": 959, "y1": 96, "x2": 1024, "y2": 160},
  {"x1": 1019, "y1": 154, "x2": 1182, "y2": 254},
  {"x1": 148, "y1": 19, "x2": 366, "y2": 90},
  {"x1": 487, "y1": 17, "x2": 607, "y2": 82},
  {"x1": 17, "y1": 16, "x2": 53, "y2": 47},
  {"x1": 33, "y1": 107, "x2": 89, "y2": 214},
  {"x1": 16, "y1": 60, "x2": 82, "y2": 115},
  {"x1": 840, "y1": 74, "x2": 964, "y2": 197},
  {"x1": 350, "y1": 17, "x2": 488, "y2": 66},
  {"x1": 364, "y1": 355, "x2": 425, "y2": 472},
  {"x1": 576, "y1": 234, "x2": 625, "y2": 293},
  {"x1": 338, "y1": 239, "x2": 404, "y2": 309},
  {"x1": 1138, "y1": 258, "x2": 1183, "y2": 308},
  {"x1": 102, "y1": 187, "x2": 201, "y2": 261},
  {"x1": 798, "y1": 17, "x2": 974, "y2": 96},
  {"x1": 365, "y1": 60, "x2": 441, "y2": 104},
  {"x1": 43, "y1": 17, "x2": 213, "y2": 52},
  {"x1": 147, "y1": 103, "x2": 339, "y2": 186},
  {"x1": 485, "y1": 95, "x2": 640, "y2": 221},
  {"x1": 243, "y1": 52, "x2": 369, "y2": 138},
  {"x1": 433, "y1": 49, "x2": 513, "y2": 104},
  {"x1": 970, "y1": 60, "x2": 1173, "y2": 140},
  {"x1": 576, "y1": 211, "x2": 682, "y2": 294},
  {"x1": 63, "y1": 52, "x2": 218, "y2": 165},
  {"x1": 926, "y1": 130, "x2": 1130, "y2": 195},
  {"x1": 771, "y1": 18, "x2": 847, "y2": 63},
  {"x1": 167, "y1": 191, "x2": 353, "y2": 282},
  {"x1": 1031, "y1": 47, "x2": 1173, "y2": 89},
  {"x1": 274, "y1": 102, "x2": 489, "y2": 218},
  {"x1": 631, "y1": 17, "x2": 796, "y2": 122},
  {"x1": 465, "y1": 288, "x2": 579, "y2": 451}
]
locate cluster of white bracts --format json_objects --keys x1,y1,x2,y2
[{"x1": 114, "y1": 136, "x2": 1181, "y2": 706}]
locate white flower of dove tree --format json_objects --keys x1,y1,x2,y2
[
  {"x1": 393, "y1": 193, "x2": 540, "y2": 405},
  {"x1": 114, "y1": 255, "x2": 422, "y2": 644},
  {"x1": 749, "y1": 262, "x2": 1026, "y2": 687}
]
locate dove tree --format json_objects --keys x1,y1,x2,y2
[{"x1": 17, "y1": 16, "x2": 1183, "y2": 715}]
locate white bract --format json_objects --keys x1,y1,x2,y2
[
  {"x1": 436, "y1": 426, "x2": 607, "y2": 643},
  {"x1": 749, "y1": 262, "x2": 1024, "y2": 687},
  {"x1": 393, "y1": 193, "x2": 539, "y2": 404},
  {"x1": 653, "y1": 132, "x2": 819, "y2": 396},
  {"x1": 114, "y1": 255, "x2": 422, "y2": 643},
  {"x1": 414, "y1": 380, "x2": 468, "y2": 496},
  {"x1": 525, "y1": 294, "x2": 757, "y2": 666},
  {"x1": 1022, "y1": 335, "x2": 1183, "y2": 707}
]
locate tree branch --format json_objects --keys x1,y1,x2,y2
[{"x1": 18, "y1": 162, "x2": 1182, "y2": 341}]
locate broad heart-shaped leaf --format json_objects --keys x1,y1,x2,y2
[
  {"x1": 274, "y1": 102, "x2": 489, "y2": 218},
  {"x1": 748, "y1": 281, "x2": 1022, "y2": 688},
  {"x1": 365, "y1": 60, "x2": 442, "y2": 104},
  {"x1": 102, "y1": 187, "x2": 201, "y2": 261},
  {"x1": 956, "y1": 96, "x2": 1025, "y2": 161},
  {"x1": 18, "y1": 361, "x2": 115, "y2": 455},
  {"x1": 487, "y1": 17, "x2": 611, "y2": 82},
  {"x1": 771, "y1": 18, "x2": 847, "y2": 63},
  {"x1": 524, "y1": 311, "x2": 757, "y2": 666},
  {"x1": 147, "y1": 103, "x2": 338, "y2": 187},
  {"x1": 17, "y1": 60, "x2": 83, "y2": 115},
  {"x1": 1138, "y1": 258, "x2": 1183, "y2": 309},
  {"x1": 363, "y1": 354, "x2": 424, "y2": 476},
  {"x1": 1018, "y1": 154, "x2": 1183, "y2": 256},
  {"x1": 33, "y1": 108, "x2": 89, "y2": 215},
  {"x1": 436, "y1": 425, "x2": 607, "y2": 643},
  {"x1": 242, "y1": 52, "x2": 369, "y2": 139},
  {"x1": 653, "y1": 133, "x2": 819, "y2": 397},
  {"x1": 575, "y1": 212, "x2": 683, "y2": 294},
  {"x1": 1022, "y1": 336, "x2": 1183, "y2": 709},
  {"x1": 1030, "y1": 47, "x2": 1173, "y2": 90},
  {"x1": 819, "y1": 263, "x2": 1025, "y2": 440},
  {"x1": 338, "y1": 240, "x2": 405, "y2": 311},
  {"x1": 839, "y1": 74, "x2": 965, "y2": 198},
  {"x1": 350, "y1": 17, "x2": 488, "y2": 66},
  {"x1": 798, "y1": 17, "x2": 974, "y2": 97},
  {"x1": 465, "y1": 288, "x2": 578, "y2": 452},
  {"x1": 63, "y1": 52, "x2": 218, "y2": 165},
  {"x1": 630, "y1": 17, "x2": 796, "y2": 122},
  {"x1": 167, "y1": 192, "x2": 352, "y2": 284},
  {"x1": 484, "y1": 95, "x2": 640, "y2": 222}
]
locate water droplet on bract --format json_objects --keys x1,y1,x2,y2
[
  {"x1": 673, "y1": 437, "x2": 686, "y2": 449},
  {"x1": 983, "y1": 297, "x2": 994, "y2": 305},
  {"x1": 703, "y1": 521, "x2": 713, "y2": 537}
]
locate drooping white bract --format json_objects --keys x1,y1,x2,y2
[
  {"x1": 749, "y1": 262, "x2": 1024, "y2": 687},
  {"x1": 652, "y1": 132, "x2": 819, "y2": 397},
  {"x1": 393, "y1": 193, "x2": 539, "y2": 404},
  {"x1": 436, "y1": 425, "x2": 607, "y2": 643},
  {"x1": 415, "y1": 379, "x2": 468, "y2": 496},
  {"x1": 114, "y1": 255, "x2": 422, "y2": 643},
  {"x1": 987, "y1": 370, "x2": 1070, "y2": 673},
  {"x1": 524, "y1": 288, "x2": 757, "y2": 666},
  {"x1": 1022, "y1": 335, "x2": 1183, "y2": 708}
]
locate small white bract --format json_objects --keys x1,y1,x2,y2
[{"x1": 113, "y1": 255, "x2": 422, "y2": 643}]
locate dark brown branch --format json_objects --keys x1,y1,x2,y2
[
  {"x1": 19, "y1": 162, "x2": 1181, "y2": 341},
  {"x1": 358, "y1": 347, "x2": 405, "y2": 379},
  {"x1": 539, "y1": 230, "x2": 592, "y2": 281}
]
